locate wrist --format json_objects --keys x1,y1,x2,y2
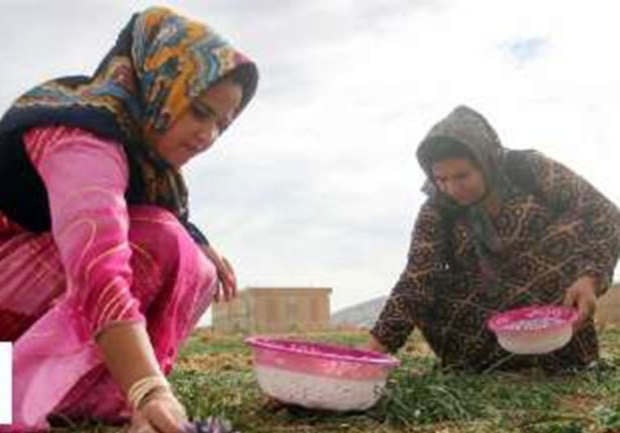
[
  {"x1": 369, "y1": 335, "x2": 388, "y2": 353},
  {"x1": 128, "y1": 375, "x2": 172, "y2": 409},
  {"x1": 578, "y1": 274, "x2": 600, "y2": 295}
]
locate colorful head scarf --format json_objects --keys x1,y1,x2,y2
[{"x1": 0, "y1": 6, "x2": 258, "y2": 221}]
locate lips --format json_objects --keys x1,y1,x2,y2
[{"x1": 185, "y1": 142, "x2": 207, "y2": 153}]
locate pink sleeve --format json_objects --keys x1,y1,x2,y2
[{"x1": 24, "y1": 126, "x2": 144, "y2": 334}]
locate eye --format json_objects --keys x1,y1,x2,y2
[
  {"x1": 190, "y1": 100, "x2": 217, "y2": 121},
  {"x1": 455, "y1": 173, "x2": 470, "y2": 181}
]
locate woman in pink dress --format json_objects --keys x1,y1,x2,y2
[{"x1": 0, "y1": 6, "x2": 257, "y2": 432}]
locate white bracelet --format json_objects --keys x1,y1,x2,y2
[{"x1": 127, "y1": 375, "x2": 172, "y2": 409}]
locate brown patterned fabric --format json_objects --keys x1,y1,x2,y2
[{"x1": 371, "y1": 106, "x2": 620, "y2": 372}]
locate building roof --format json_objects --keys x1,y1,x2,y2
[{"x1": 242, "y1": 286, "x2": 332, "y2": 294}]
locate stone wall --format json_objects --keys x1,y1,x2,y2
[{"x1": 595, "y1": 283, "x2": 620, "y2": 329}]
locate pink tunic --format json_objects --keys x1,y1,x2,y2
[{"x1": 0, "y1": 126, "x2": 217, "y2": 431}]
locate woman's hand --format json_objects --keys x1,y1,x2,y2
[
  {"x1": 129, "y1": 390, "x2": 190, "y2": 433},
  {"x1": 201, "y1": 245, "x2": 237, "y2": 302},
  {"x1": 367, "y1": 335, "x2": 388, "y2": 353},
  {"x1": 563, "y1": 275, "x2": 598, "y2": 327}
]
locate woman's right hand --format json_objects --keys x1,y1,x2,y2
[
  {"x1": 129, "y1": 391, "x2": 190, "y2": 433},
  {"x1": 367, "y1": 335, "x2": 388, "y2": 353}
]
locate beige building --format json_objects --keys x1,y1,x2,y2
[
  {"x1": 595, "y1": 281, "x2": 620, "y2": 329},
  {"x1": 211, "y1": 287, "x2": 332, "y2": 334}
]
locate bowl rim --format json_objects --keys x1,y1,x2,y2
[
  {"x1": 487, "y1": 305, "x2": 579, "y2": 333},
  {"x1": 244, "y1": 336, "x2": 400, "y2": 367}
]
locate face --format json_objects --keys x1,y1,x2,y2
[
  {"x1": 431, "y1": 158, "x2": 487, "y2": 206},
  {"x1": 153, "y1": 79, "x2": 243, "y2": 168}
]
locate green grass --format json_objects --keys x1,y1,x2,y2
[{"x1": 52, "y1": 328, "x2": 620, "y2": 432}]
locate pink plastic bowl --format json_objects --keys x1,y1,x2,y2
[
  {"x1": 487, "y1": 305, "x2": 579, "y2": 355},
  {"x1": 245, "y1": 337, "x2": 400, "y2": 411}
]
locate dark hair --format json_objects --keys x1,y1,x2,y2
[
  {"x1": 417, "y1": 136, "x2": 480, "y2": 168},
  {"x1": 220, "y1": 63, "x2": 259, "y2": 111}
]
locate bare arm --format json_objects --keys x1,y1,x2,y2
[{"x1": 97, "y1": 323, "x2": 187, "y2": 433}]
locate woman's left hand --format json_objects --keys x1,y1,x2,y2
[
  {"x1": 563, "y1": 276, "x2": 598, "y2": 327},
  {"x1": 201, "y1": 245, "x2": 237, "y2": 302}
]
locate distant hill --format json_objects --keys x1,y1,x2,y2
[
  {"x1": 331, "y1": 296, "x2": 388, "y2": 328},
  {"x1": 332, "y1": 282, "x2": 620, "y2": 330}
]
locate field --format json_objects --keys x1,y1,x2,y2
[{"x1": 57, "y1": 328, "x2": 620, "y2": 433}]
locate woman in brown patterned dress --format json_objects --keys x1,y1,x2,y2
[{"x1": 369, "y1": 105, "x2": 620, "y2": 372}]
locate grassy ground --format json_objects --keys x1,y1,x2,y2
[{"x1": 57, "y1": 328, "x2": 620, "y2": 433}]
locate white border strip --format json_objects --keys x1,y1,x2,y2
[{"x1": 0, "y1": 342, "x2": 11, "y2": 425}]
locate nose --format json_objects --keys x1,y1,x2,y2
[
  {"x1": 439, "y1": 179, "x2": 453, "y2": 194},
  {"x1": 196, "y1": 125, "x2": 220, "y2": 150},
  {"x1": 442, "y1": 180, "x2": 465, "y2": 200}
]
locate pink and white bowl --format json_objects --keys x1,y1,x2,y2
[
  {"x1": 487, "y1": 305, "x2": 579, "y2": 355},
  {"x1": 244, "y1": 337, "x2": 400, "y2": 411}
]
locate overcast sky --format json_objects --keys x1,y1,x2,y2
[{"x1": 2, "y1": 0, "x2": 619, "y2": 324}]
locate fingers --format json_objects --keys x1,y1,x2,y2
[
  {"x1": 212, "y1": 272, "x2": 234, "y2": 303},
  {"x1": 570, "y1": 291, "x2": 597, "y2": 329},
  {"x1": 563, "y1": 287, "x2": 577, "y2": 308},
  {"x1": 128, "y1": 413, "x2": 151, "y2": 433},
  {"x1": 222, "y1": 256, "x2": 236, "y2": 281},
  {"x1": 129, "y1": 424, "x2": 156, "y2": 433},
  {"x1": 212, "y1": 279, "x2": 222, "y2": 303},
  {"x1": 368, "y1": 335, "x2": 388, "y2": 353},
  {"x1": 577, "y1": 298, "x2": 588, "y2": 322},
  {"x1": 140, "y1": 394, "x2": 188, "y2": 433},
  {"x1": 562, "y1": 277, "x2": 599, "y2": 330},
  {"x1": 201, "y1": 246, "x2": 238, "y2": 302},
  {"x1": 220, "y1": 257, "x2": 237, "y2": 300},
  {"x1": 577, "y1": 296, "x2": 597, "y2": 324},
  {"x1": 149, "y1": 409, "x2": 183, "y2": 433},
  {"x1": 213, "y1": 256, "x2": 236, "y2": 302},
  {"x1": 563, "y1": 287, "x2": 585, "y2": 328},
  {"x1": 220, "y1": 276, "x2": 234, "y2": 302},
  {"x1": 129, "y1": 412, "x2": 158, "y2": 433}
]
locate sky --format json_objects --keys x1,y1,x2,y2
[{"x1": 1, "y1": 0, "x2": 619, "y2": 324}]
